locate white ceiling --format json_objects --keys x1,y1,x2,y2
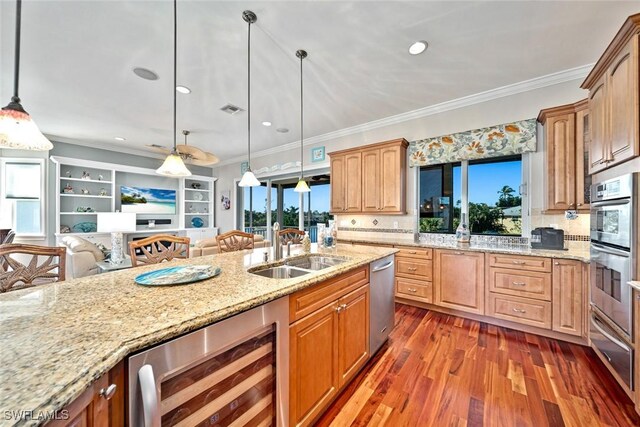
[{"x1": 1, "y1": 1, "x2": 638, "y2": 163}]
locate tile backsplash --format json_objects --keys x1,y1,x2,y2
[{"x1": 530, "y1": 209, "x2": 590, "y2": 239}]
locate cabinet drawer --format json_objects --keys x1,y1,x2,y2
[
  {"x1": 396, "y1": 277, "x2": 432, "y2": 303},
  {"x1": 488, "y1": 268, "x2": 552, "y2": 301},
  {"x1": 396, "y1": 258, "x2": 432, "y2": 280},
  {"x1": 395, "y1": 246, "x2": 432, "y2": 260},
  {"x1": 488, "y1": 254, "x2": 552, "y2": 272},
  {"x1": 488, "y1": 293, "x2": 552, "y2": 329},
  {"x1": 289, "y1": 266, "x2": 369, "y2": 323}
]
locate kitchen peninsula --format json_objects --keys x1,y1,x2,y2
[{"x1": 0, "y1": 244, "x2": 396, "y2": 426}]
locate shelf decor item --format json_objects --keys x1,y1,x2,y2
[
  {"x1": 63, "y1": 183, "x2": 74, "y2": 194},
  {"x1": 98, "y1": 188, "x2": 107, "y2": 196},
  {"x1": 193, "y1": 192, "x2": 203, "y2": 201},
  {"x1": 191, "y1": 182, "x2": 201, "y2": 189},
  {"x1": 97, "y1": 212, "x2": 137, "y2": 265},
  {"x1": 156, "y1": 0, "x2": 191, "y2": 178},
  {"x1": 191, "y1": 217, "x2": 204, "y2": 228},
  {"x1": 135, "y1": 265, "x2": 221, "y2": 286},
  {"x1": 238, "y1": 10, "x2": 261, "y2": 188},
  {"x1": 80, "y1": 188, "x2": 90, "y2": 195},
  {"x1": 60, "y1": 225, "x2": 71, "y2": 234},
  {"x1": 0, "y1": 0, "x2": 53, "y2": 151},
  {"x1": 81, "y1": 171, "x2": 91, "y2": 180},
  {"x1": 72, "y1": 222, "x2": 98, "y2": 233}
]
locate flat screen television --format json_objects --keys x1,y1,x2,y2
[{"x1": 120, "y1": 186, "x2": 176, "y2": 214}]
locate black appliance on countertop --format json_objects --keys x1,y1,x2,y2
[{"x1": 530, "y1": 227, "x2": 565, "y2": 250}]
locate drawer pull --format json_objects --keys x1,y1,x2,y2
[
  {"x1": 407, "y1": 267, "x2": 418, "y2": 271},
  {"x1": 512, "y1": 308, "x2": 527, "y2": 314},
  {"x1": 408, "y1": 251, "x2": 417, "y2": 254},
  {"x1": 512, "y1": 282, "x2": 526, "y2": 286},
  {"x1": 407, "y1": 288, "x2": 418, "y2": 293},
  {"x1": 512, "y1": 261, "x2": 525, "y2": 265},
  {"x1": 99, "y1": 384, "x2": 117, "y2": 400},
  {"x1": 454, "y1": 251, "x2": 464, "y2": 255}
]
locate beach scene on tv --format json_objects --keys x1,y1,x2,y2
[{"x1": 121, "y1": 186, "x2": 176, "y2": 214}]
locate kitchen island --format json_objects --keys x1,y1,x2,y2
[{"x1": 0, "y1": 244, "x2": 397, "y2": 426}]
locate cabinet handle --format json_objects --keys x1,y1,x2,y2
[
  {"x1": 577, "y1": 203, "x2": 583, "y2": 206},
  {"x1": 512, "y1": 308, "x2": 526, "y2": 314},
  {"x1": 454, "y1": 251, "x2": 464, "y2": 255},
  {"x1": 407, "y1": 267, "x2": 417, "y2": 271},
  {"x1": 512, "y1": 282, "x2": 526, "y2": 286},
  {"x1": 407, "y1": 288, "x2": 418, "y2": 293},
  {"x1": 554, "y1": 262, "x2": 560, "y2": 265},
  {"x1": 512, "y1": 261, "x2": 525, "y2": 265},
  {"x1": 99, "y1": 384, "x2": 117, "y2": 400},
  {"x1": 335, "y1": 303, "x2": 348, "y2": 313},
  {"x1": 408, "y1": 251, "x2": 417, "y2": 254},
  {"x1": 335, "y1": 305, "x2": 343, "y2": 313}
]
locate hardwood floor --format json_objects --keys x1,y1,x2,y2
[{"x1": 315, "y1": 304, "x2": 640, "y2": 427}]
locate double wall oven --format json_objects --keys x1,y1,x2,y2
[{"x1": 590, "y1": 173, "x2": 637, "y2": 390}]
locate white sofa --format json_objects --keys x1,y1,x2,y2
[
  {"x1": 60, "y1": 236, "x2": 106, "y2": 279},
  {"x1": 191, "y1": 234, "x2": 270, "y2": 257}
]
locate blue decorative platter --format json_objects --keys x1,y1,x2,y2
[
  {"x1": 72, "y1": 221, "x2": 97, "y2": 233},
  {"x1": 191, "y1": 217, "x2": 204, "y2": 228},
  {"x1": 135, "y1": 265, "x2": 221, "y2": 286}
]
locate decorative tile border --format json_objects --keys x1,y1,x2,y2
[
  {"x1": 565, "y1": 235, "x2": 590, "y2": 242},
  {"x1": 338, "y1": 227, "x2": 415, "y2": 234}
]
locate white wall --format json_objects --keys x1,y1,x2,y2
[{"x1": 214, "y1": 78, "x2": 588, "y2": 234}]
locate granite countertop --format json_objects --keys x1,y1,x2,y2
[
  {"x1": 0, "y1": 244, "x2": 397, "y2": 427},
  {"x1": 339, "y1": 235, "x2": 590, "y2": 263},
  {"x1": 628, "y1": 281, "x2": 640, "y2": 292}
]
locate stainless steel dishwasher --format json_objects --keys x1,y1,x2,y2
[{"x1": 369, "y1": 255, "x2": 396, "y2": 355}]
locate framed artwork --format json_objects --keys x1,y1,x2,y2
[
  {"x1": 311, "y1": 146, "x2": 325, "y2": 163},
  {"x1": 240, "y1": 161, "x2": 249, "y2": 174},
  {"x1": 220, "y1": 190, "x2": 231, "y2": 210}
]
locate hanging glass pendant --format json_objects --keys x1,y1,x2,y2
[
  {"x1": 294, "y1": 178, "x2": 310, "y2": 193},
  {"x1": 293, "y1": 49, "x2": 310, "y2": 193},
  {"x1": 156, "y1": 150, "x2": 191, "y2": 177},
  {"x1": 239, "y1": 169, "x2": 261, "y2": 187}
]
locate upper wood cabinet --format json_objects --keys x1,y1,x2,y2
[
  {"x1": 329, "y1": 138, "x2": 408, "y2": 214},
  {"x1": 538, "y1": 100, "x2": 590, "y2": 212},
  {"x1": 434, "y1": 249, "x2": 485, "y2": 315},
  {"x1": 581, "y1": 15, "x2": 640, "y2": 173}
]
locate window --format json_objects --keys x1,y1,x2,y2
[
  {"x1": 419, "y1": 155, "x2": 523, "y2": 236},
  {"x1": 468, "y1": 156, "x2": 522, "y2": 235},
  {"x1": 0, "y1": 159, "x2": 45, "y2": 237},
  {"x1": 304, "y1": 180, "x2": 332, "y2": 243},
  {"x1": 418, "y1": 162, "x2": 461, "y2": 233},
  {"x1": 243, "y1": 183, "x2": 268, "y2": 237}
]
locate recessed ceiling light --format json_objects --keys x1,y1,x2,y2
[
  {"x1": 408, "y1": 41, "x2": 428, "y2": 55},
  {"x1": 176, "y1": 85, "x2": 191, "y2": 94},
  {"x1": 262, "y1": 121, "x2": 272, "y2": 127},
  {"x1": 276, "y1": 128, "x2": 289, "y2": 133},
  {"x1": 114, "y1": 136, "x2": 126, "y2": 141},
  {"x1": 133, "y1": 67, "x2": 159, "y2": 80}
]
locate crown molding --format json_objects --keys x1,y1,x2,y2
[
  {"x1": 47, "y1": 134, "x2": 168, "y2": 160},
  {"x1": 215, "y1": 63, "x2": 593, "y2": 167}
]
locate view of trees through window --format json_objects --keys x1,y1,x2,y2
[{"x1": 419, "y1": 156, "x2": 522, "y2": 235}]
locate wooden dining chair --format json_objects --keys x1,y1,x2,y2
[
  {"x1": 216, "y1": 231, "x2": 255, "y2": 253},
  {"x1": 0, "y1": 244, "x2": 66, "y2": 293},
  {"x1": 128, "y1": 234, "x2": 190, "y2": 267},
  {"x1": 278, "y1": 228, "x2": 305, "y2": 245}
]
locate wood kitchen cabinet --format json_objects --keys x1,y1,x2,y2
[
  {"x1": 50, "y1": 362, "x2": 124, "y2": 427},
  {"x1": 581, "y1": 15, "x2": 640, "y2": 173},
  {"x1": 552, "y1": 259, "x2": 584, "y2": 337},
  {"x1": 434, "y1": 249, "x2": 485, "y2": 315},
  {"x1": 538, "y1": 100, "x2": 590, "y2": 212},
  {"x1": 289, "y1": 267, "x2": 370, "y2": 427},
  {"x1": 329, "y1": 138, "x2": 408, "y2": 214},
  {"x1": 330, "y1": 152, "x2": 362, "y2": 213}
]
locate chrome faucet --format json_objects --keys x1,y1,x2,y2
[{"x1": 273, "y1": 222, "x2": 282, "y2": 261}]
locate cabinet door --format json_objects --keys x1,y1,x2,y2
[
  {"x1": 330, "y1": 155, "x2": 346, "y2": 213},
  {"x1": 434, "y1": 250, "x2": 485, "y2": 315},
  {"x1": 608, "y1": 35, "x2": 639, "y2": 167},
  {"x1": 290, "y1": 304, "x2": 339, "y2": 427},
  {"x1": 344, "y1": 152, "x2": 362, "y2": 212},
  {"x1": 546, "y1": 113, "x2": 576, "y2": 211},
  {"x1": 361, "y1": 149, "x2": 380, "y2": 212},
  {"x1": 49, "y1": 375, "x2": 110, "y2": 427},
  {"x1": 379, "y1": 144, "x2": 405, "y2": 213},
  {"x1": 588, "y1": 78, "x2": 608, "y2": 174},
  {"x1": 575, "y1": 107, "x2": 591, "y2": 210},
  {"x1": 337, "y1": 285, "x2": 370, "y2": 388},
  {"x1": 552, "y1": 259, "x2": 584, "y2": 337}
]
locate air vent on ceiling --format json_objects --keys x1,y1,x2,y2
[{"x1": 220, "y1": 104, "x2": 244, "y2": 115}]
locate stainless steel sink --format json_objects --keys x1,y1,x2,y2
[
  {"x1": 286, "y1": 256, "x2": 347, "y2": 271},
  {"x1": 250, "y1": 266, "x2": 311, "y2": 279}
]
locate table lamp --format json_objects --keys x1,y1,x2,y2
[{"x1": 97, "y1": 212, "x2": 137, "y2": 265}]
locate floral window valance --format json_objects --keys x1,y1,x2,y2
[{"x1": 409, "y1": 118, "x2": 537, "y2": 167}]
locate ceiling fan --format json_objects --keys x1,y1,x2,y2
[{"x1": 146, "y1": 130, "x2": 219, "y2": 166}]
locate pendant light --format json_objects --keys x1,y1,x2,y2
[
  {"x1": 0, "y1": 0, "x2": 52, "y2": 151},
  {"x1": 156, "y1": 0, "x2": 191, "y2": 177},
  {"x1": 238, "y1": 10, "x2": 261, "y2": 187},
  {"x1": 294, "y1": 50, "x2": 310, "y2": 193}
]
